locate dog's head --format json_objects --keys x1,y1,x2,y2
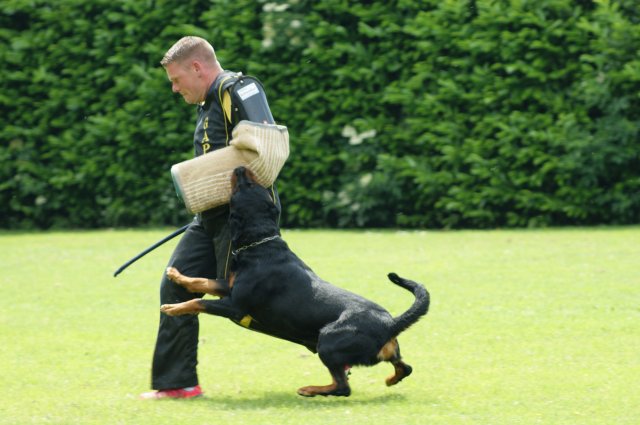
[{"x1": 229, "y1": 166, "x2": 280, "y2": 244}]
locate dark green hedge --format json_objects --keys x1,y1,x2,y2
[{"x1": 1, "y1": 0, "x2": 639, "y2": 229}]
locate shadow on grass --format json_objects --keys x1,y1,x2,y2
[{"x1": 191, "y1": 391, "x2": 409, "y2": 410}]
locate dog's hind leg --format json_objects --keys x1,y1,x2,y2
[
  {"x1": 378, "y1": 338, "x2": 413, "y2": 386},
  {"x1": 386, "y1": 360, "x2": 413, "y2": 386},
  {"x1": 297, "y1": 366, "x2": 351, "y2": 397},
  {"x1": 297, "y1": 333, "x2": 355, "y2": 397}
]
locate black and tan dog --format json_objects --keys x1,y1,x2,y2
[{"x1": 161, "y1": 167, "x2": 430, "y2": 397}]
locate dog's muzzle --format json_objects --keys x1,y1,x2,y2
[{"x1": 232, "y1": 166, "x2": 255, "y2": 191}]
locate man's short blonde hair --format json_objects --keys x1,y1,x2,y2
[{"x1": 161, "y1": 36, "x2": 216, "y2": 67}]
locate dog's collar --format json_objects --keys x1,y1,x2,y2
[{"x1": 232, "y1": 235, "x2": 281, "y2": 256}]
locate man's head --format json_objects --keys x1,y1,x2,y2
[{"x1": 161, "y1": 36, "x2": 222, "y2": 104}]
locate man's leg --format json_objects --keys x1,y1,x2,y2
[
  {"x1": 201, "y1": 207, "x2": 233, "y2": 280},
  {"x1": 150, "y1": 218, "x2": 216, "y2": 391}
]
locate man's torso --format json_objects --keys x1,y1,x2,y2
[{"x1": 193, "y1": 70, "x2": 240, "y2": 156}]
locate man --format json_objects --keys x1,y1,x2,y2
[{"x1": 140, "y1": 36, "x2": 280, "y2": 400}]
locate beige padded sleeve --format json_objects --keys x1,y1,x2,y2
[{"x1": 170, "y1": 121, "x2": 289, "y2": 213}]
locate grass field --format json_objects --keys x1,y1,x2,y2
[{"x1": 1, "y1": 227, "x2": 638, "y2": 424}]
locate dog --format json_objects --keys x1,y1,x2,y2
[{"x1": 160, "y1": 166, "x2": 430, "y2": 397}]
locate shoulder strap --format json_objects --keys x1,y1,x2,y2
[
  {"x1": 222, "y1": 91, "x2": 232, "y2": 123},
  {"x1": 216, "y1": 72, "x2": 242, "y2": 144},
  {"x1": 217, "y1": 72, "x2": 240, "y2": 123}
]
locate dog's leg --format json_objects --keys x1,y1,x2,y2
[
  {"x1": 297, "y1": 366, "x2": 351, "y2": 397},
  {"x1": 161, "y1": 298, "x2": 246, "y2": 322},
  {"x1": 166, "y1": 267, "x2": 231, "y2": 297},
  {"x1": 378, "y1": 339, "x2": 413, "y2": 386},
  {"x1": 197, "y1": 298, "x2": 246, "y2": 321},
  {"x1": 160, "y1": 298, "x2": 205, "y2": 316},
  {"x1": 385, "y1": 360, "x2": 413, "y2": 386}
]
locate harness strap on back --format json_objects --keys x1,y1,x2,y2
[{"x1": 217, "y1": 73, "x2": 241, "y2": 145}]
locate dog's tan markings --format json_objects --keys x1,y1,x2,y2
[
  {"x1": 166, "y1": 267, "x2": 208, "y2": 293},
  {"x1": 166, "y1": 267, "x2": 229, "y2": 297},
  {"x1": 231, "y1": 167, "x2": 258, "y2": 194},
  {"x1": 297, "y1": 379, "x2": 339, "y2": 397},
  {"x1": 376, "y1": 338, "x2": 413, "y2": 386},
  {"x1": 377, "y1": 338, "x2": 399, "y2": 361},
  {"x1": 244, "y1": 168, "x2": 258, "y2": 183},
  {"x1": 160, "y1": 298, "x2": 205, "y2": 316},
  {"x1": 231, "y1": 169, "x2": 239, "y2": 193},
  {"x1": 385, "y1": 361, "x2": 411, "y2": 387}
]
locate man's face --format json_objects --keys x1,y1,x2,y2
[{"x1": 165, "y1": 61, "x2": 204, "y2": 104}]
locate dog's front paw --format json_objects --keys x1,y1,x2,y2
[
  {"x1": 160, "y1": 303, "x2": 181, "y2": 316},
  {"x1": 166, "y1": 267, "x2": 182, "y2": 282},
  {"x1": 160, "y1": 301, "x2": 199, "y2": 316},
  {"x1": 161, "y1": 298, "x2": 205, "y2": 316}
]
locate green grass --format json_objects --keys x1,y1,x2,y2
[{"x1": 1, "y1": 227, "x2": 638, "y2": 425}]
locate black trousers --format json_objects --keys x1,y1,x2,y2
[
  {"x1": 150, "y1": 188, "x2": 280, "y2": 390},
  {"x1": 151, "y1": 208, "x2": 231, "y2": 390}
]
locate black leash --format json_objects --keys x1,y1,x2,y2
[{"x1": 113, "y1": 224, "x2": 189, "y2": 277}]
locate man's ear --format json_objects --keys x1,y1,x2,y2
[{"x1": 191, "y1": 60, "x2": 203, "y2": 75}]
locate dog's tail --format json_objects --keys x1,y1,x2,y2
[{"x1": 387, "y1": 273, "x2": 430, "y2": 337}]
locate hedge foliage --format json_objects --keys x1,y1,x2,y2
[{"x1": 1, "y1": 0, "x2": 639, "y2": 229}]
